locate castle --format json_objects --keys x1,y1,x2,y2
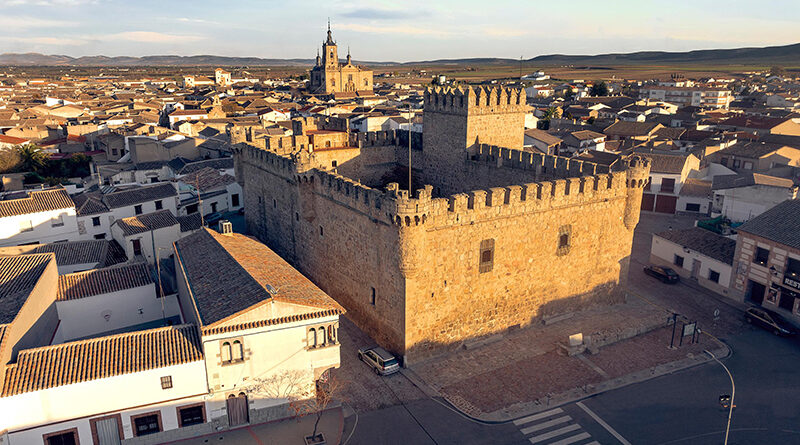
[
  {"x1": 233, "y1": 85, "x2": 650, "y2": 363},
  {"x1": 308, "y1": 23, "x2": 373, "y2": 95}
]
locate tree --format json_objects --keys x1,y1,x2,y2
[
  {"x1": 0, "y1": 148, "x2": 22, "y2": 173},
  {"x1": 564, "y1": 88, "x2": 575, "y2": 100},
  {"x1": 590, "y1": 81, "x2": 609, "y2": 97},
  {"x1": 542, "y1": 107, "x2": 561, "y2": 121},
  {"x1": 16, "y1": 144, "x2": 49, "y2": 173},
  {"x1": 245, "y1": 369, "x2": 342, "y2": 444}
]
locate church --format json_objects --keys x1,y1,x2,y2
[{"x1": 309, "y1": 23, "x2": 373, "y2": 95}]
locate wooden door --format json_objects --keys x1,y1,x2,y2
[{"x1": 227, "y1": 393, "x2": 249, "y2": 426}]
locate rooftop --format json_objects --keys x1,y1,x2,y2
[
  {"x1": 0, "y1": 253, "x2": 53, "y2": 324},
  {"x1": 655, "y1": 227, "x2": 736, "y2": 264},
  {"x1": 102, "y1": 182, "x2": 177, "y2": 209},
  {"x1": 112, "y1": 209, "x2": 179, "y2": 237},
  {"x1": 0, "y1": 187, "x2": 74, "y2": 218},
  {"x1": 57, "y1": 262, "x2": 154, "y2": 301},
  {"x1": 737, "y1": 199, "x2": 800, "y2": 250}
]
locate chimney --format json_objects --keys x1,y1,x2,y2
[{"x1": 218, "y1": 220, "x2": 233, "y2": 235}]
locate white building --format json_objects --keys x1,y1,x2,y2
[
  {"x1": 177, "y1": 168, "x2": 241, "y2": 216},
  {"x1": 650, "y1": 227, "x2": 735, "y2": 296},
  {"x1": 711, "y1": 173, "x2": 798, "y2": 222},
  {"x1": 0, "y1": 187, "x2": 79, "y2": 247},
  {"x1": 111, "y1": 210, "x2": 184, "y2": 264}
]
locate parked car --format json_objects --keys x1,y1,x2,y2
[
  {"x1": 204, "y1": 212, "x2": 223, "y2": 227},
  {"x1": 643, "y1": 265, "x2": 679, "y2": 283},
  {"x1": 745, "y1": 307, "x2": 796, "y2": 336},
  {"x1": 357, "y1": 346, "x2": 400, "y2": 375}
]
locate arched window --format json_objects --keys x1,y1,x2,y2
[
  {"x1": 318, "y1": 326, "x2": 326, "y2": 346},
  {"x1": 308, "y1": 328, "x2": 317, "y2": 348},
  {"x1": 221, "y1": 342, "x2": 232, "y2": 363},
  {"x1": 325, "y1": 140, "x2": 331, "y2": 147},
  {"x1": 232, "y1": 340, "x2": 244, "y2": 361},
  {"x1": 327, "y1": 325, "x2": 335, "y2": 343}
]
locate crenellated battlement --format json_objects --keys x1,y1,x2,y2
[
  {"x1": 424, "y1": 85, "x2": 527, "y2": 115},
  {"x1": 468, "y1": 143, "x2": 611, "y2": 177}
]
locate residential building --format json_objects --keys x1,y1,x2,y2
[
  {"x1": 711, "y1": 173, "x2": 798, "y2": 222},
  {"x1": 562, "y1": 130, "x2": 606, "y2": 154},
  {"x1": 640, "y1": 85, "x2": 733, "y2": 109},
  {"x1": 638, "y1": 152, "x2": 700, "y2": 214},
  {"x1": 650, "y1": 227, "x2": 735, "y2": 295},
  {"x1": 677, "y1": 178, "x2": 713, "y2": 215},
  {"x1": 729, "y1": 200, "x2": 800, "y2": 322},
  {"x1": 177, "y1": 167, "x2": 241, "y2": 216},
  {"x1": 0, "y1": 239, "x2": 127, "y2": 274},
  {"x1": 0, "y1": 187, "x2": 78, "y2": 247},
  {"x1": 523, "y1": 128, "x2": 562, "y2": 155},
  {"x1": 603, "y1": 121, "x2": 664, "y2": 142},
  {"x1": 707, "y1": 141, "x2": 800, "y2": 173}
]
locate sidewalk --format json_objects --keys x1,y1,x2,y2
[
  {"x1": 169, "y1": 406, "x2": 344, "y2": 445},
  {"x1": 406, "y1": 297, "x2": 730, "y2": 422}
]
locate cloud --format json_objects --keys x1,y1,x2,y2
[
  {"x1": 105, "y1": 31, "x2": 205, "y2": 43},
  {"x1": 0, "y1": 16, "x2": 77, "y2": 29},
  {"x1": 337, "y1": 23, "x2": 457, "y2": 38},
  {"x1": 0, "y1": 35, "x2": 87, "y2": 45},
  {"x1": 3, "y1": 0, "x2": 99, "y2": 5},
  {"x1": 340, "y1": 8, "x2": 413, "y2": 20},
  {"x1": 176, "y1": 17, "x2": 220, "y2": 25}
]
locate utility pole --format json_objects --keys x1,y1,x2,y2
[{"x1": 705, "y1": 350, "x2": 735, "y2": 445}]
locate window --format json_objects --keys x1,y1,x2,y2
[
  {"x1": 132, "y1": 239, "x2": 142, "y2": 256},
  {"x1": 272, "y1": 199, "x2": 277, "y2": 209},
  {"x1": 754, "y1": 247, "x2": 769, "y2": 266},
  {"x1": 319, "y1": 226, "x2": 324, "y2": 237},
  {"x1": 94, "y1": 233, "x2": 106, "y2": 240},
  {"x1": 160, "y1": 375, "x2": 173, "y2": 389},
  {"x1": 112, "y1": 148, "x2": 118, "y2": 156},
  {"x1": 19, "y1": 220, "x2": 33, "y2": 232},
  {"x1": 331, "y1": 160, "x2": 338, "y2": 168},
  {"x1": 232, "y1": 340, "x2": 244, "y2": 362},
  {"x1": 720, "y1": 157, "x2": 729, "y2": 166},
  {"x1": 661, "y1": 178, "x2": 676, "y2": 193},
  {"x1": 308, "y1": 328, "x2": 317, "y2": 348},
  {"x1": 44, "y1": 430, "x2": 78, "y2": 445},
  {"x1": 371, "y1": 287, "x2": 376, "y2": 305},
  {"x1": 787, "y1": 258, "x2": 800, "y2": 278},
  {"x1": 674, "y1": 255, "x2": 685, "y2": 268},
  {"x1": 685, "y1": 203, "x2": 701, "y2": 212},
  {"x1": 709, "y1": 269, "x2": 720, "y2": 283},
  {"x1": 556, "y1": 225, "x2": 572, "y2": 256},
  {"x1": 743, "y1": 161, "x2": 753, "y2": 170},
  {"x1": 92, "y1": 216, "x2": 101, "y2": 226},
  {"x1": 733, "y1": 159, "x2": 741, "y2": 168},
  {"x1": 51, "y1": 215, "x2": 64, "y2": 227},
  {"x1": 155, "y1": 200, "x2": 163, "y2": 210},
  {"x1": 134, "y1": 204, "x2": 143, "y2": 215},
  {"x1": 231, "y1": 194, "x2": 240, "y2": 207},
  {"x1": 132, "y1": 413, "x2": 161, "y2": 437},
  {"x1": 177, "y1": 404, "x2": 206, "y2": 427},
  {"x1": 211, "y1": 202, "x2": 218, "y2": 213},
  {"x1": 325, "y1": 140, "x2": 331, "y2": 148},
  {"x1": 479, "y1": 239, "x2": 495, "y2": 273},
  {"x1": 221, "y1": 341, "x2": 232, "y2": 363},
  {"x1": 186, "y1": 203, "x2": 199, "y2": 214},
  {"x1": 295, "y1": 212, "x2": 300, "y2": 221}
]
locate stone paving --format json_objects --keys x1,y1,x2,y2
[{"x1": 331, "y1": 316, "x2": 426, "y2": 413}]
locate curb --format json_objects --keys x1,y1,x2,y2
[{"x1": 422, "y1": 340, "x2": 731, "y2": 425}]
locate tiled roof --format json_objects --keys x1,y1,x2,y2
[
  {"x1": 103, "y1": 183, "x2": 177, "y2": 209},
  {"x1": 175, "y1": 228, "x2": 344, "y2": 327},
  {"x1": 720, "y1": 115, "x2": 790, "y2": 129},
  {"x1": 180, "y1": 167, "x2": 235, "y2": 192},
  {"x1": 112, "y1": 210, "x2": 179, "y2": 237},
  {"x1": 737, "y1": 199, "x2": 800, "y2": 250},
  {"x1": 524, "y1": 128, "x2": 562, "y2": 147},
  {"x1": 57, "y1": 262, "x2": 153, "y2": 301},
  {"x1": 570, "y1": 130, "x2": 605, "y2": 141},
  {"x1": 655, "y1": 227, "x2": 736, "y2": 264},
  {"x1": 634, "y1": 151, "x2": 689, "y2": 174},
  {"x1": 177, "y1": 213, "x2": 202, "y2": 233},
  {"x1": 0, "y1": 253, "x2": 53, "y2": 324},
  {"x1": 178, "y1": 157, "x2": 234, "y2": 175},
  {"x1": 202, "y1": 309, "x2": 344, "y2": 336},
  {"x1": 71, "y1": 192, "x2": 109, "y2": 216},
  {"x1": 1, "y1": 324, "x2": 202, "y2": 396},
  {"x1": 603, "y1": 121, "x2": 662, "y2": 137},
  {"x1": 679, "y1": 178, "x2": 712, "y2": 198},
  {"x1": 0, "y1": 187, "x2": 74, "y2": 218},
  {"x1": 711, "y1": 173, "x2": 795, "y2": 190},
  {"x1": 716, "y1": 141, "x2": 791, "y2": 159},
  {"x1": 0, "y1": 240, "x2": 127, "y2": 268}
]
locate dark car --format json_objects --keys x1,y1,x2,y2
[
  {"x1": 204, "y1": 212, "x2": 223, "y2": 227},
  {"x1": 643, "y1": 265, "x2": 679, "y2": 283},
  {"x1": 745, "y1": 307, "x2": 796, "y2": 336}
]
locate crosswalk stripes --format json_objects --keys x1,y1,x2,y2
[{"x1": 513, "y1": 408, "x2": 597, "y2": 445}]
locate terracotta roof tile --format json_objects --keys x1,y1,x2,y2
[
  {"x1": 57, "y1": 262, "x2": 153, "y2": 301},
  {"x1": 0, "y1": 253, "x2": 53, "y2": 324},
  {"x1": 0, "y1": 187, "x2": 74, "y2": 218},
  {"x1": 102, "y1": 183, "x2": 177, "y2": 209},
  {"x1": 112, "y1": 210, "x2": 178, "y2": 237},
  {"x1": 1, "y1": 324, "x2": 202, "y2": 396}
]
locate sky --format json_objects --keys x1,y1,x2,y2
[{"x1": 1, "y1": 0, "x2": 799, "y2": 62}]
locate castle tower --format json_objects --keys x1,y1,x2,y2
[
  {"x1": 623, "y1": 156, "x2": 651, "y2": 230},
  {"x1": 422, "y1": 85, "x2": 528, "y2": 195}
]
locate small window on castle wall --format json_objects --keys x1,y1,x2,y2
[
  {"x1": 479, "y1": 239, "x2": 495, "y2": 273},
  {"x1": 319, "y1": 226, "x2": 324, "y2": 237},
  {"x1": 557, "y1": 225, "x2": 572, "y2": 256},
  {"x1": 332, "y1": 160, "x2": 337, "y2": 168},
  {"x1": 371, "y1": 287, "x2": 376, "y2": 305}
]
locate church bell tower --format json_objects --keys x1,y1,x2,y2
[{"x1": 323, "y1": 19, "x2": 338, "y2": 69}]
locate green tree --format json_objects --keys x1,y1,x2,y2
[
  {"x1": 590, "y1": 81, "x2": 609, "y2": 97},
  {"x1": 0, "y1": 148, "x2": 22, "y2": 173},
  {"x1": 17, "y1": 144, "x2": 49, "y2": 173},
  {"x1": 542, "y1": 107, "x2": 561, "y2": 121}
]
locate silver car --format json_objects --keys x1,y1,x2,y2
[{"x1": 357, "y1": 346, "x2": 400, "y2": 375}]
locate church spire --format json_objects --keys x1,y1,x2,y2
[
  {"x1": 326, "y1": 18, "x2": 335, "y2": 45},
  {"x1": 316, "y1": 48, "x2": 320, "y2": 66},
  {"x1": 346, "y1": 46, "x2": 351, "y2": 65}
]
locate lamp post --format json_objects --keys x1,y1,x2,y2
[{"x1": 705, "y1": 349, "x2": 734, "y2": 445}]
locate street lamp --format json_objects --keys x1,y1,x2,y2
[{"x1": 705, "y1": 350, "x2": 734, "y2": 445}]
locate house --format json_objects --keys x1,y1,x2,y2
[
  {"x1": 650, "y1": 227, "x2": 735, "y2": 295},
  {"x1": 168, "y1": 109, "x2": 209, "y2": 128},
  {"x1": 523, "y1": 128, "x2": 562, "y2": 155},
  {"x1": 711, "y1": 173, "x2": 798, "y2": 222},
  {"x1": 603, "y1": 121, "x2": 663, "y2": 142},
  {"x1": 0, "y1": 187, "x2": 78, "y2": 247},
  {"x1": 677, "y1": 178, "x2": 713, "y2": 215},
  {"x1": 706, "y1": 141, "x2": 800, "y2": 173},
  {"x1": 717, "y1": 116, "x2": 800, "y2": 136},
  {"x1": 729, "y1": 199, "x2": 800, "y2": 322},
  {"x1": 111, "y1": 210, "x2": 184, "y2": 263},
  {"x1": 0, "y1": 134, "x2": 30, "y2": 149},
  {"x1": 177, "y1": 167, "x2": 241, "y2": 216},
  {"x1": 639, "y1": 86, "x2": 732, "y2": 109},
  {"x1": 562, "y1": 130, "x2": 606, "y2": 153},
  {"x1": 637, "y1": 151, "x2": 701, "y2": 214}
]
